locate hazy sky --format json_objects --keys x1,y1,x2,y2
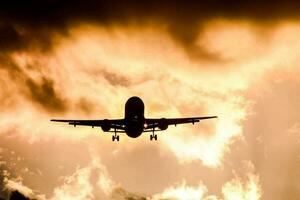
[{"x1": 0, "y1": 1, "x2": 299, "y2": 200}]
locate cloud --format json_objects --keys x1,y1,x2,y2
[
  {"x1": 222, "y1": 174, "x2": 261, "y2": 200},
  {"x1": 1, "y1": 169, "x2": 46, "y2": 200},
  {"x1": 110, "y1": 187, "x2": 147, "y2": 200},
  {"x1": 0, "y1": 22, "x2": 58, "y2": 53},
  {"x1": 48, "y1": 149, "x2": 262, "y2": 200},
  {"x1": 4, "y1": 179, "x2": 46, "y2": 200},
  {"x1": 1, "y1": 20, "x2": 300, "y2": 163},
  {"x1": 25, "y1": 77, "x2": 67, "y2": 113},
  {"x1": 2, "y1": 0, "x2": 300, "y2": 60},
  {"x1": 51, "y1": 151, "x2": 116, "y2": 200},
  {"x1": 152, "y1": 173, "x2": 261, "y2": 200},
  {"x1": 0, "y1": 53, "x2": 68, "y2": 113},
  {"x1": 152, "y1": 181, "x2": 208, "y2": 200},
  {"x1": 0, "y1": 13, "x2": 300, "y2": 200},
  {"x1": 51, "y1": 165, "x2": 94, "y2": 200}
]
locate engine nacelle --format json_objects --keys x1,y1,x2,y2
[
  {"x1": 101, "y1": 119, "x2": 111, "y2": 132},
  {"x1": 158, "y1": 118, "x2": 168, "y2": 130}
]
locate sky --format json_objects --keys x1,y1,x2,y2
[{"x1": 0, "y1": 1, "x2": 299, "y2": 199}]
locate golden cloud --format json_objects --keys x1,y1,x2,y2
[{"x1": 0, "y1": 19, "x2": 299, "y2": 199}]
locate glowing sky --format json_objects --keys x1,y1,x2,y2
[{"x1": 0, "y1": 1, "x2": 300, "y2": 200}]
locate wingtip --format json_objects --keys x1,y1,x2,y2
[{"x1": 208, "y1": 116, "x2": 218, "y2": 119}]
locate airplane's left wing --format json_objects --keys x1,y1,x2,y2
[
  {"x1": 145, "y1": 116, "x2": 217, "y2": 130},
  {"x1": 50, "y1": 119, "x2": 125, "y2": 131}
]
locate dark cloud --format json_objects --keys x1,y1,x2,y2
[
  {"x1": 0, "y1": 190, "x2": 31, "y2": 200},
  {"x1": 75, "y1": 98, "x2": 95, "y2": 115},
  {"x1": 25, "y1": 77, "x2": 67, "y2": 113},
  {"x1": 0, "y1": 23, "x2": 26, "y2": 52},
  {"x1": 0, "y1": 166, "x2": 35, "y2": 200},
  {"x1": 8, "y1": 191, "x2": 30, "y2": 200},
  {"x1": 101, "y1": 70, "x2": 131, "y2": 87},
  {"x1": 1, "y1": 0, "x2": 300, "y2": 58},
  {"x1": 111, "y1": 187, "x2": 147, "y2": 200},
  {"x1": 1, "y1": 188, "x2": 41, "y2": 200},
  {"x1": 0, "y1": 23, "x2": 58, "y2": 53},
  {"x1": 0, "y1": 55, "x2": 68, "y2": 113},
  {"x1": 0, "y1": 170, "x2": 6, "y2": 200}
]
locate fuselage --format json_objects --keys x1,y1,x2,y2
[{"x1": 124, "y1": 96, "x2": 145, "y2": 138}]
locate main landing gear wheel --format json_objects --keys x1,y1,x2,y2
[
  {"x1": 150, "y1": 134, "x2": 157, "y2": 141},
  {"x1": 150, "y1": 127, "x2": 157, "y2": 141},
  {"x1": 112, "y1": 135, "x2": 120, "y2": 141},
  {"x1": 112, "y1": 128, "x2": 120, "y2": 142}
]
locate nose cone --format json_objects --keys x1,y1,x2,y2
[
  {"x1": 125, "y1": 96, "x2": 144, "y2": 114},
  {"x1": 125, "y1": 96, "x2": 144, "y2": 119},
  {"x1": 126, "y1": 96, "x2": 144, "y2": 106}
]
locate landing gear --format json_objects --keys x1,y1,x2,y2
[
  {"x1": 150, "y1": 134, "x2": 157, "y2": 141},
  {"x1": 150, "y1": 128, "x2": 157, "y2": 141},
  {"x1": 112, "y1": 128, "x2": 120, "y2": 141},
  {"x1": 112, "y1": 135, "x2": 120, "y2": 141}
]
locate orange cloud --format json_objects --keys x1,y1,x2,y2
[{"x1": 0, "y1": 19, "x2": 300, "y2": 199}]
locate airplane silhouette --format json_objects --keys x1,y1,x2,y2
[{"x1": 51, "y1": 96, "x2": 217, "y2": 141}]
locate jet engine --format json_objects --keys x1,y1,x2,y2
[
  {"x1": 101, "y1": 119, "x2": 111, "y2": 132},
  {"x1": 158, "y1": 118, "x2": 168, "y2": 130}
]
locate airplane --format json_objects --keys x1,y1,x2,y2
[{"x1": 51, "y1": 96, "x2": 217, "y2": 141}]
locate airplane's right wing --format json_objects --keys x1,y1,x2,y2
[{"x1": 50, "y1": 119, "x2": 125, "y2": 131}]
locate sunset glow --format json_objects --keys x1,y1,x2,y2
[{"x1": 0, "y1": 1, "x2": 299, "y2": 199}]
